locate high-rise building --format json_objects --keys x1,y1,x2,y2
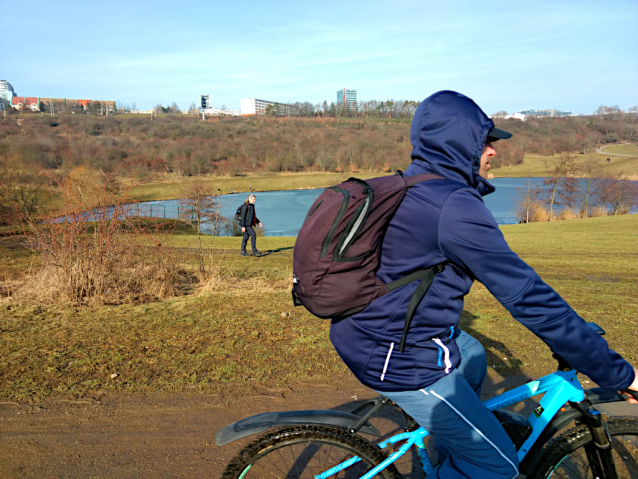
[
  {"x1": 0, "y1": 80, "x2": 16, "y2": 108},
  {"x1": 337, "y1": 88, "x2": 357, "y2": 110}
]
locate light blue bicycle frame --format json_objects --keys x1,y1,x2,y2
[{"x1": 315, "y1": 369, "x2": 585, "y2": 479}]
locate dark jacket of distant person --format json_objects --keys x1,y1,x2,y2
[{"x1": 239, "y1": 203, "x2": 260, "y2": 228}]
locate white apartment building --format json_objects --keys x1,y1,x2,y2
[{"x1": 240, "y1": 98, "x2": 299, "y2": 116}]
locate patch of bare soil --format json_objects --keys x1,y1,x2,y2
[{"x1": 1, "y1": 368, "x2": 622, "y2": 479}]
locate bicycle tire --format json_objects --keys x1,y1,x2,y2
[
  {"x1": 529, "y1": 417, "x2": 638, "y2": 479},
  {"x1": 221, "y1": 425, "x2": 401, "y2": 479}
]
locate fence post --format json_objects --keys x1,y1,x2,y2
[
  {"x1": 150, "y1": 205, "x2": 153, "y2": 217},
  {"x1": 177, "y1": 206, "x2": 180, "y2": 218}
]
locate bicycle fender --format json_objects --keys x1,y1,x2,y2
[
  {"x1": 215, "y1": 410, "x2": 381, "y2": 446},
  {"x1": 519, "y1": 388, "x2": 628, "y2": 474}
]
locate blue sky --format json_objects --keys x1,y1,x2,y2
[{"x1": 2, "y1": 0, "x2": 637, "y2": 114}]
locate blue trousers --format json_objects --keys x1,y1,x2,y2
[
  {"x1": 241, "y1": 226, "x2": 258, "y2": 254},
  {"x1": 377, "y1": 330, "x2": 519, "y2": 479}
]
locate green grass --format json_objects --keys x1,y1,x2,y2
[
  {"x1": 460, "y1": 215, "x2": 638, "y2": 376},
  {"x1": 600, "y1": 143, "x2": 638, "y2": 156},
  {"x1": 491, "y1": 151, "x2": 637, "y2": 178},
  {"x1": 0, "y1": 215, "x2": 636, "y2": 400}
]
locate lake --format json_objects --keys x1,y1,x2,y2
[{"x1": 139, "y1": 177, "x2": 630, "y2": 236}]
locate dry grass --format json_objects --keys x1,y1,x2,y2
[
  {"x1": 198, "y1": 262, "x2": 290, "y2": 293},
  {"x1": 0, "y1": 215, "x2": 636, "y2": 401},
  {"x1": 17, "y1": 243, "x2": 186, "y2": 305},
  {"x1": 556, "y1": 207, "x2": 581, "y2": 221},
  {"x1": 589, "y1": 206, "x2": 608, "y2": 217},
  {"x1": 9, "y1": 167, "x2": 193, "y2": 305}
]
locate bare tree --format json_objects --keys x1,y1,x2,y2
[
  {"x1": 0, "y1": 160, "x2": 46, "y2": 224},
  {"x1": 175, "y1": 175, "x2": 223, "y2": 274},
  {"x1": 592, "y1": 176, "x2": 616, "y2": 212},
  {"x1": 579, "y1": 156, "x2": 602, "y2": 217},
  {"x1": 315, "y1": 148, "x2": 332, "y2": 171},
  {"x1": 609, "y1": 178, "x2": 638, "y2": 215},
  {"x1": 542, "y1": 152, "x2": 578, "y2": 220},
  {"x1": 515, "y1": 179, "x2": 542, "y2": 223}
]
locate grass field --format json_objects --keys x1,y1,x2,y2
[
  {"x1": 490, "y1": 151, "x2": 637, "y2": 178},
  {"x1": 600, "y1": 143, "x2": 638, "y2": 156},
  {"x1": 0, "y1": 215, "x2": 636, "y2": 401}
]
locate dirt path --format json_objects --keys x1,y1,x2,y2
[{"x1": 1, "y1": 370, "x2": 635, "y2": 478}]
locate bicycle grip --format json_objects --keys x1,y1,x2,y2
[{"x1": 622, "y1": 389, "x2": 638, "y2": 401}]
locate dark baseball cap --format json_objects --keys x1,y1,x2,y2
[{"x1": 487, "y1": 127, "x2": 512, "y2": 142}]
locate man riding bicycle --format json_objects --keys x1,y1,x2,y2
[{"x1": 329, "y1": 91, "x2": 638, "y2": 478}]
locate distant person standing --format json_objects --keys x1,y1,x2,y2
[{"x1": 239, "y1": 194, "x2": 263, "y2": 257}]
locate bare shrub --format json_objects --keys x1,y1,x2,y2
[
  {"x1": 17, "y1": 168, "x2": 186, "y2": 305},
  {"x1": 557, "y1": 207, "x2": 580, "y2": 221},
  {"x1": 589, "y1": 206, "x2": 608, "y2": 217},
  {"x1": 531, "y1": 205, "x2": 551, "y2": 222}
]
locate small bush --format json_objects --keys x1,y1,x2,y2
[
  {"x1": 18, "y1": 170, "x2": 187, "y2": 305},
  {"x1": 557, "y1": 207, "x2": 581, "y2": 220},
  {"x1": 532, "y1": 205, "x2": 551, "y2": 222},
  {"x1": 589, "y1": 206, "x2": 609, "y2": 217}
]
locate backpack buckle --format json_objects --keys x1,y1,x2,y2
[{"x1": 434, "y1": 262, "x2": 447, "y2": 273}]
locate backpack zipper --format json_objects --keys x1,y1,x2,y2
[
  {"x1": 308, "y1": 200, "x2": 323, "y2": 217},
  {"x1": 321, "y1": 187, "x2": 350, "y2": 258}
]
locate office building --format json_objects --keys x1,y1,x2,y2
[
  {"x1": 337, "y1": 88, "x2": 357, "y2": 110},
  {"x1": 0, "y1": 80, "x2": 16, "y2": 109}
]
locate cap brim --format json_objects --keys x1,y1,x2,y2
[{"x1": 487, "y1": 127, "x2": 512, "y2": 142}]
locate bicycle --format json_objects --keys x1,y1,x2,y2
[{"x1": 216, "y1": 322, "x2": 638, "y2": 478}]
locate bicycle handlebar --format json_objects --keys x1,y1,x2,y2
[{"x1": 623, "y1": 389, "x2": 638, "y2": 401}]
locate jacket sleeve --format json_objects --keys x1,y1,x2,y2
[{"x1": 438, "y1": 188, "x2": 634, "y2": 391}]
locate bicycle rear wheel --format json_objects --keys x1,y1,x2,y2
[
  {"x1": 530, "y1": 417, "x2": 638, "y2": 479},
  {"x1": 221, "y1": 425, "x2": 401, "y2": 479}
]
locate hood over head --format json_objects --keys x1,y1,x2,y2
[{"x1": 409, "y1": 90, "x2": 497, "y2": 196}]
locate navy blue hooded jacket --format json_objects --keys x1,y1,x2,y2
[{"x1": 330, "y1": 91, "x2": 634, "y2": 393}]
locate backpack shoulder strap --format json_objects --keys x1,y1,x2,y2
[
  {"x1": 386, "y1": 261, "x2": 449, "y2": 352},
  {"x1": 404, "y1": 173, "x2": 444, "y2": 186}
]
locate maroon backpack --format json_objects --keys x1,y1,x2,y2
[{"x1": 292, "y1": 172, "x2": 446, "y2": 352}]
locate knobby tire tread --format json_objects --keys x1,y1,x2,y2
[
  {"x1": 221, "y1": 425, "x2": 401, "y2": 479},
  {"x1": 528, "y1": 417, "x2": 638, "y2": 479}
]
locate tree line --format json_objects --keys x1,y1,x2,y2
[
  {"x1": 516, "y1": 152, "x2": 637, "y2": 223},
  {"x1": 1, "y1": 110, "x2": 636, "y2": 225}
]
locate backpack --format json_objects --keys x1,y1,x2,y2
[
  {"x1": 292, "y1": 172, "x2": 447, "y2": 352},
  {"x1": 234, "y1": 206, "x2": 242, "y2": 222}
]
